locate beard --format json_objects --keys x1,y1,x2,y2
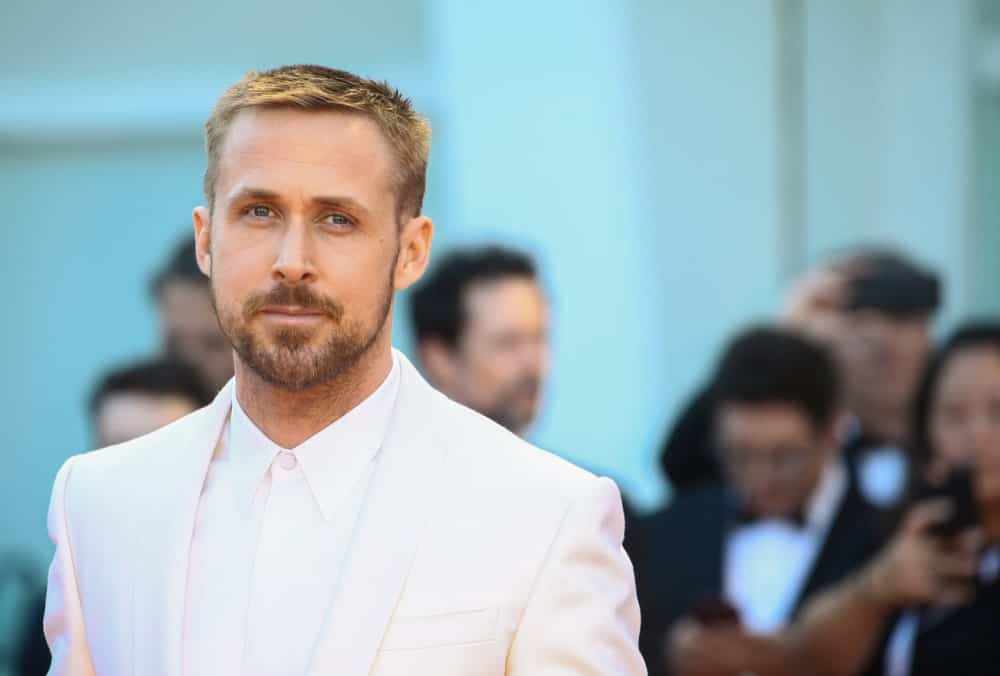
[
  {"x1": 485, "y1": 374, "x2": 541, "y2": 435},
  {"x1": 213, "y1": 259, "x2": 396, "y2": 392}
]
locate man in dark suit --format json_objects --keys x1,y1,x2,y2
[
  {"x1": 659, "y1": 250, "x2": 940, "y2": 512},
  {"x1": 637, "y1": 326, "x2": 885, "y2": 676}
]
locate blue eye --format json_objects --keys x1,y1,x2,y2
[
  {"x1": 252, "y1": 206, "x2": 272, "y2": 218},
  {"x1": 326, "y1": 213, "x2": 352, "y2": 227}
]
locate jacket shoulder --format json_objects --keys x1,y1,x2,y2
[
  {"x1": 431, "y1": 392, "x2": 604, "y2": 504},
  {"x1": 61, "y1": 404, "x2": 215, "y2": 512}
]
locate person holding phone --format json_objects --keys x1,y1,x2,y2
[
  {"x1": 780, "y1": 322, "x2": 1000, "y2": 676},
  {"x1": 635, "y1": 327, "x2": 886, "y2": 676}
]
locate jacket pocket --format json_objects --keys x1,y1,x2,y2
[{"x1": 379, "y1": 608, "x2": 498, "y2": 651}]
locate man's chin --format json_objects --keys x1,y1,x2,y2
[
  {"x1": 255, "y1": 327, "x2": 327, "y2": 351},
  {"x1": 759, "y1": 509, "x2": 798, "y2": 522},
  {"x1": 505, "y1": 409, "x2": 539, "y2": 437},
  {"x1": 513, "y1": 403, "x2": 539, "y2": 427},
  {"x1": 248, "y1": 355, "x2": 335, "y2": 391}
]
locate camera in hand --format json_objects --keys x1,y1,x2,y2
[
  {"x1": 914, "y1": 466, "x2": 980, "y2": 538},
  {"x1": 846, "y1": 267, "x2": 940, "y2": 318},
  {"x1": 689, "y1": 597, "x2": 741, "y2": 626}
]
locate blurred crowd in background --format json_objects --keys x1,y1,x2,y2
[
  {"x1": 6, "y1": 237, "x2": 1000, "y2": 676},
  {"x1": 4, "y1": 1, "x2": 1000, "y2": 675}
]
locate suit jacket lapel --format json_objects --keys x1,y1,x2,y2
[
  {"x1": 307, "y1": 353, "x2": 447, "y2": 676},
  {"x1": 132, "y1": 382, "x2": 232, "y2": 676},
  {"x1": 793, "y1": 483, "x2": 877, "y2": 616},
  {"x1": 691, "y1": 488, "x2": 726, "y2": 597},
  {"x1": 650, "y1": 486, "x2": 726, "y2": 630}
]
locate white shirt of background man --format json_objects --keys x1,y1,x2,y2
[{"x1": 723, "y1": 459, "x2": 848, "y2": 634}]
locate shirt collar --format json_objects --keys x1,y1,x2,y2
[
  {"x1": 226, "y1": 352, "x2": 401, "y2": 521},
  {"x1": 803, "y1": 458, "x2": 848, "y2": 532},
  {"x1": 729, "y1": 459, "x2": 847, "y2": 532}
]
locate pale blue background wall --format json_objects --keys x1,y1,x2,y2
[{"x1": 2, "y1": 0, "x2": 998, "y2": 589}]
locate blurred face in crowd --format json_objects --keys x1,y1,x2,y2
[
  {"x1": 717, "y1": 403, "x2": 837, "y2": 521},
  {"x1": 781, "y1": 270, "x2": 933, "y2": 443},
  {"x1": 929, "y1": 346, "x2": 1000, "y2": 513},
  {"x1": 837, "y1": 311, "x2": 932, "y2": 441},
  {"x1": 193, "y1": 108, "x2": 430, "y2": 391},
  {"x1": 423, "y1": 277, "x2": 549, "y2": 436},
  {"x1": 159, "y1": 278, "x2": 233, "y2": 392},
  {"x1": 94, "y1": 392, "x2": 200, "y2": 448}
]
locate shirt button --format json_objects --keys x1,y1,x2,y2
[{"x1": 278, "y1": 452, "x2": 298, "y2": 470}]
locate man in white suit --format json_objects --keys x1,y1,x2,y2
[{"x1": 43, "y1": 65, "x2": 644, "y2": 676}]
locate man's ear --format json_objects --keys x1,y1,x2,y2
[
  {"x1": 418, "y1": 338, "x2": 456, "y2": 391},
  {"x1": 395, "y1": 215, "x2": 433, "y2": 291},
  {"x1": 193, "y1": 206, "x2": 213, "y2": 277}
]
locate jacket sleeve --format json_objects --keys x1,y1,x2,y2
[
  {"x1": 44, "y1": 457, "x2": 96, "y2": 676},
  {"x1": 507, "y1": 476, "x2": 647, "y2": 675}
]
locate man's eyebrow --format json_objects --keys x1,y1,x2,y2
[
  {"x1": 310, "y1": 195, "x2": 369, "y2": 213},
  {"x1": 228, "y1": 187, "x2": 282, "y2": 202},
  {"x1": 227, "y1": 188, "x2": 368, "y2": 214}
]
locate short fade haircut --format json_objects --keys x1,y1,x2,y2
[
  {"x1": 150, "y1": 237, "x2": 205, "y2": 300},
  {"x1": 410, "y1": 245, "x2": 538, "y2": 348},
  {"x1": 204, "y1": 64, "x2": 431, "y2": 219},
  {"x1": 711, "y1": 325, "x2": 840, "y2": 431},
  {"x1": 89, "y1": 357, "x2": 213, "y2": 419}
]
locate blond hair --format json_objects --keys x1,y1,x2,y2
[{"x1": 204, "y1": 64, "x2": 431, "y2": 219}]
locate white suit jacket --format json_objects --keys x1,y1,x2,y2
[{"x1": 44, "y1": 351, "x2": 644, "y2": 675}]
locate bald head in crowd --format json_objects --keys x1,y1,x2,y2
[{"x1": 410, "y1": 246, "x2": 550, "y2": 437}]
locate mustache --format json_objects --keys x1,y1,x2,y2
[{"x1": 242, "y1": 285, "x2": 344, "y2": 322}]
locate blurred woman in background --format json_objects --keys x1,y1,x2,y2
[{"x1": 786, "y1": 321, "x2": 1000, "y2": 676}]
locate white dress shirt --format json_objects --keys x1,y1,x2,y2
[
  {"x1": 842, "y1": 416, "x2": 908, "y2": 508},
  {"x1": 182, "y1": 355, "x2": 400, "y2": 676},
  {"x1": 723, "y1": 460, "x2": 847, "y2": 634}
]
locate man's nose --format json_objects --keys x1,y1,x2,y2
[{"x1": 272, "y1": 223, "x2": 317, "y2": 285}]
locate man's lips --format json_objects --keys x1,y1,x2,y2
[
  {"x1": 257, "y1": 305, "x2": 327, "y2": 323},
  {"x1": 260, "y1": 305, "x2": 323, "y2": 317}
]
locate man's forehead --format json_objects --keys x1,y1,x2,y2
[
  {"x1": 98, "y1": 391, "x2": 195, "y2": 417},
  {"x1": 216, "y1": 108, "x2": 396, "y2": 197},
  {"x1": 226, "y1": 107, "x2": 387, "y2": 150},
  {"x1": 462, "y1": 278, "x2": 547, "y2": 327},
  {"x1": 465, "y1": 276, "x2": 545, "y2": 306},
  {"x1": 717, "y1": 402, "x2": 816, "y2": 435}
]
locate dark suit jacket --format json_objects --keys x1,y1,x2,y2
[
  {"x1": 634, "y1": 474, "x2": 885, "y2": 676},
  {"x1": 14, "y1": 591, "x2": 49, "y2": 676},
  {"x1": 658, "y1": 387, "x2": 716, "y2": 490},
  {"x1": 859, "y1": 554, "x2": 1000, "y2": 676}
]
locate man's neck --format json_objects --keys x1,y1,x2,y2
[
  {"x1": 853, "y1": 408, "x2": 906, "y2": 446},
  {"x1": 234, "y1": 345, "x2": 394, "y2": 449}
]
